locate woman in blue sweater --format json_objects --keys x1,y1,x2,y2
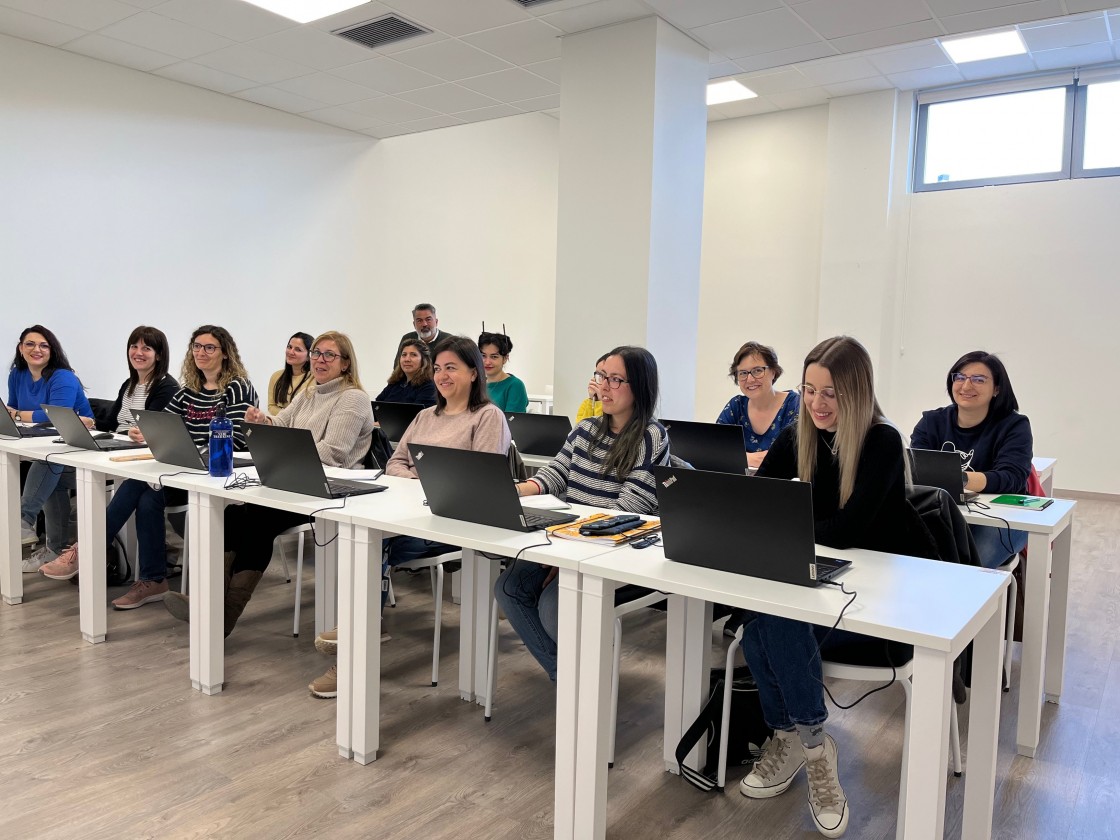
[
  {"x1": 716, "y1": 340, "x2": 800, "y2": 469},
  {"x1": 6, "y1": 325, "x2": 93, "y2": 571},
  {"x1": 910, "y1": 350, "x2": 1033, "y2": 568}
]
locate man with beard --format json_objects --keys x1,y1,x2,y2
[{"x1": 398, "y1": 303, "x2": 452, "y2": 357}]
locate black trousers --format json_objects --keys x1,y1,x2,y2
[{"x1": 225, "y1": 503, "x2": 309, "y2": 574}]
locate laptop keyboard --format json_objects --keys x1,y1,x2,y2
[
  {"x1": 327, "y1": 478, "x2": 380, "y2": 495},
  {"x1": 521, "y1": 509, "x2": 578, "y2": 528}
]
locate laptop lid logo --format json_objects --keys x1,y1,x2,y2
[{"x1": 661, "y1": 476, "x2": 677, "y2": 488}]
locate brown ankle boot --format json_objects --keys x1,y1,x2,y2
[
  {"x1": 164, "y1": 551, "x2": 238, "y2": 624},
  {"x1": 224, "y1": 570, "x2": 263, "y2": 637}
]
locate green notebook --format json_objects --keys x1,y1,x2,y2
[{"x1": 989, "y1": 494, "x2": 1054, "y2": 511}]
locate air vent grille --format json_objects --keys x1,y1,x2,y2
[
  {"x1": 333, "y1": 14, "x2": 429, "y2": 50},
  {"x1": 511, "y1": 0, "x2": 562, "y2": 8}
]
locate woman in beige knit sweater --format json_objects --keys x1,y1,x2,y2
[{"x1": 164, "y1": 331, "x2": 374, "y2": 637}]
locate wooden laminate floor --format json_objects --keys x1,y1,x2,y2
[{"x1": 1, "y1": 500, "x2": 1117, "y2": 840}]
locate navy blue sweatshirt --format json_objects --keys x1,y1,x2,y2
[{"x1": 909, "y1": 406, "x2": 1032, "y2": 495}]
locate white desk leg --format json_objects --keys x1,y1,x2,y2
[
  {"x1": 1017, "y1": 530, "x2": 1054, "y2": 757},
  {"x1": 662, "y1": 595, "x2": 711, "y2": 773},
  {"x1": 902, "y1": 646, "x2": 952, "y2": 840},
  {"x1": 961, "y1": 594, "x2": 1006, "y2": 840},
  {"x1": 459, "y1": 548, "x2": 480, "y2": 702},
  {"x1": 472, "y1": 550, "x2": 499, "y2": 706},
  {"x1": 1, "y1": 451, "x2": 23, "y2": 605},
  {"x1": 345, "y1": 524, "x2": 382, "y2": 765},
  {"x1": 1044, "y1": 521, "x2": 1072, "y2": 704},
  {"x1": 336, "y1": 522, "x2": 355, "y2": 760},
  {"x1": 554, "y1": 567, "x2": 581, "y2": 840},
  {"x1": 75, "y1": 467, "x2": 107, "y2": 644},
  {"x1": 188, "y1": 490, "x2": 225, "y2": 695},
  {"x1": 574, "y1": 572, "x2": 616, "y2": 840},
  {"x1": 314, "y1": 518, "x2": 337, "y2": 638}
]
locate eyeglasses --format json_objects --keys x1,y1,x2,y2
[
  {"x1": 191, "y1": 343, "x2": 220, "y2": 354},
  {"x1": 22, "y1": 341, "x2": 50, "y2": 352},
  {"x1": 735, "y1": 366, "x2": 770, "y2": 381},
  {"x1": 798, "y1": 384, "x2": 840, "y2": 401},
  {"x1": 952, "y1": 373, "x2": 990, "y2": 386},
  {"x1": 310, "y1": 349, "x2": 342, "y2": 362},
  {"x1": 592, "y1": 371, "x2": 629, "y2": 390}
]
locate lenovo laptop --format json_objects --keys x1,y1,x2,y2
[
  {"x1": 658, "y1": 419, "x2": 749, "y2": 474},
  {"x1": 42, "y1": 404, "x2": 146, "y2": 451},
  {"x1": 910, "y1": 448, "x2": 978, "y2": 504},
  {"x1": 245, "y1": 422, "x2": 385, "y2": 499},
  {"x1": 0, "y1": 409, "x2": 56, "y2": 439},
  {"x1": 653, "y1": 466, "x2": 849, "y2": 586},
  {"x1": 133, "y1": 409, "x2": 253, "y2": 470},
  {"x1": 505, "y1": 412, "x2": 573, "y2": 457},
  {"x1": 372, "y1": 401, "x2": 425, "y2": 443},
  {"x1": 408, "y1": 443, "x2": 579, "y2": 532}
]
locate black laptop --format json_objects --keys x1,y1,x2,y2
[
  {"x1": 245, "y1": 423, "x2": 385, "y2": 499},
  {"x1": 408, "y1": 443, "x2": 579, "y2": 532},
  {"x1": 372, "y1": 401, "x2": 425, "y2": 442},
  {"x1": 0, "y1": 409, "x2": 56, "y2": 439},
  {"x1": 505, "y1": 412, "x2": 573, "y2": 457},
  {"x1": 658, "y1": 419, "x2": 748, "y2": 474},
  {"x1": 42, "y1": 404, "x2": 146, "y2": 451},
  {"x1": 653, "y1": 466, "x2": 849, "y2": 586},
  {"x1": 910, "y1": 448, "x2": 978, "y2": 503},
  {"x1": 133, "y1": 410, "x2": 253, "y2": 470}
]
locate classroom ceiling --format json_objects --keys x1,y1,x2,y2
[{"x1": 2, "y1": 0, "x2": 1119, "y2": 135}]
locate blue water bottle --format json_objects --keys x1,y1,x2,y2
[{"x1": 208, "y1": 402, "x2": 233, "y2": 478}]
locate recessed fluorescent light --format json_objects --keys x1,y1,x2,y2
[
  {"x1": 941, "y1": 30, "x2": 1027, "y2": 64},
  {"x1": 238, "y1": 0, "x2": 370, "y2": 24},
  {"x1": 707, "y1": 80, "x2": 758, "y2": 106}
]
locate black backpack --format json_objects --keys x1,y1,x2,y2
[
  {"x1": 69, "y1": 537, "x2": 132, "y2": 587},
  {"x1": 675, "y1": 665, "x2": 772, "y2": 791}
]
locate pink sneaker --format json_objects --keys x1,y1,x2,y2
[
  {"x1": 112, "y1": 579, "x2": 169, "y2": 610},
  {"x1": 40, "y1": 545, "x2": 80, "y2": 580}
]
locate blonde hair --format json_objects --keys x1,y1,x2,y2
[
  {"x1": 796, "y1": 336, "x2": 907, "y2": 507},
  {"x1": 312, "y1": 331, "x2": 363, "y2": 392},
  {"x1": 180, "y1": 325, "x2": 250, "y2": 393}
]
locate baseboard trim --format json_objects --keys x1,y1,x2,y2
[{"x1": 1053, "y1": 488, "x2": 1120, "y2": 503}]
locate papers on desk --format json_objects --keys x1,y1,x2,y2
[
  {"x1": 547, "y1": 512, "x2": 661, "y2": 545},
  {"x1": 520, "y1": 494, "x2": 570, "y2": 510}
]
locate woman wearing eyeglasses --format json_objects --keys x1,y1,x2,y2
[
  {"x1": 736, "y1": 336, "x2": 938, "y2": 839},
  {"x1": 164, "y1": 331, "x2": 373, "y2": 636},
  {"x1": 910, "y1": 350, "x2": 1032, "y2": 568},
  {"x1": 493, "y1": 346, "x2": 670, "y2": 682},
  {"x1": 717, "y1": 341, "x2": 800, "y2": 470},
  {"x1": 41, "y1": 326, "x2": 259, "y2": 610},
  {"x1": 375, "y1": 337, "x2": 436, "y2": 406},
  {"x1": 268, "y1": 331, "x2": 313, "y2": 415}
]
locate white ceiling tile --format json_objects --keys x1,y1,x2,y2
[
  {"x1": 235, "y1": 85, "x2": 328, "y2": 113},
  {"x1": 522, "y1": 0, "x2": 599, "y2": 16},
  {"x1": 1020, "y1": 17, "x2": 1110, "y2": 51},
  {"x1": 1063, "y1": 0, "x2": 1114, "y2": 10},
  {"x1": 392, "y1": 38, "x2": 513, "y2": 80},
  {"x1": 396, "y1": 82, "x2": 498, "y2": 113},
  {"x1": 97, "y1": 12, "x2": 235, "y2": 59},
  {"x1": 708, "y1": 60, "x2": 741, "y2": 79},
  {"x1": 538, "y1": 0, "x2": 651, "y2": 35},
  {"x1": 302, "y1": 105, "x2": 384, "y2": 131},
  {"x1": 63, "y1": 32, "x2": 178, "y2": 71},
  {"x1": 379, "y1": 0, "x2": 529, "y2": 36},
  {"x1": 868, "y1": 43, "x2": 950, "y2": 75},
  {"x1": 248, "y1": 25, "x2": 379, "y2": 70},
  {"x1": 456, "y1": 103, "x2": 524, "y2": 123},
  {"x1": 643, "y1": 0, "x2": 780, "y2": 29},
  {"x1": 273, "y1": 71, "x2": 380, "y2": 105},
  {"x1": 794, "y1": 0, "x2": 932, "y2": 40},
  {"x1": 767, "y1": 88, "x2": 830, "y2": 109},
  {"x1": 115, "y1": 0, "x2": 164, "y2": 7},
  {"x1": 0, "y1": 6, "x2": 85, "y2": 45},
  {"x1": 886, "y1": 65, "x2": 966, "y2": 90},
  {"x1": 733, "y1": 41, "x2": 835, "y2": 73},
  {"x1": 1030, "y1": 41, "x2": 1115, "y2": 69},
  {"x1": 924, "y1": 0, "x2": 1028, "y2": 15},
  {"x1": 329, "y1": 56, "x2": 443, "y2": 93},
  {"x1": 939, "y1": 0, "x2": 1065, "y2": 36},
  {"x1": 0, "y1": 0, "x2": 136, "y2": 31},
  {"x1": 461, "y1": 18, "x2": 562, "y2": 66},
  {"x1": 957, "y1": 52, "x2": 1039, "y2": 79},
  {"x1": 347, "y1": 94, "x2": 438, "y2": 122},
  {"x1": 694, "y1": 8, "x2": 821, "y2": 59},
  {"x1": 739, "y1": 68, "x2": 814, "y2": 95},
  {"x1": 390, "y1": 113, "x2": 465, "y2": 132},
  {"x1": 797, "y1": 55, "x2": 882, "y2": 85},
  {"x1": 707, "y1": 110, "x2": 730, "y2": 122},
  {"x1": 362, "y1": 124, "x2": 410, "y2": 138},
  {"x1": 458, "y1": 67, "x2": 558, "y2": 101},
  {"x1": 525, "y1": 58, "x2": 561, "y2": 84},
  {"x1": 510, "y1": 93, "x2": 562, "y2": 112},
  {"x1": 714, "y1": 97, "x2": 779, "y2": 118},
  {"x1": 824, "y1": 76, "x2": 895, "y2": 97},
  {"x1": 191, "y1": 44, "x2": 316, "y2": 84},
  {"x1": 305, "y1": 1, "x2": 395, "y2": 32},
  {"x1": 153, "y1": 0, "x2": 293, "y2": 42},
  {"x1": 153, "y1": 61, "x2": 258, "y2": 94},
  {"x1": 830, "y1": 19, "x2": 944, "y2": 53}
]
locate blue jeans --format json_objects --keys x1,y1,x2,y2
[
  {"x1": 21, "y1": 462, "x2": 76, "y2": 554},
  {"x1": 970, "y1": 523, "x2": 1028, "y2": 569},
  {"x1": 106, "y1": 479, "x2": 167, "y2": 582},
  {"x1": 493, "y1": 560, "x2": 559, "y2": 682},
  {"x1": 382, "y1": 535, "x2": 456, "y2": 611}
]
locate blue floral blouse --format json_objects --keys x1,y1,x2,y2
[{"x1": 716, "y1": 389, "x2": 800, "y2": 452}]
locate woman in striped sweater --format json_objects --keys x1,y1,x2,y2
[{"x1": 494, "y1": 345, "x2": 670, "y2": 681}]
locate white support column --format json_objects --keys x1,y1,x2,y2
[
  {"x1": 314, "y1": 518, "x2": 338, "y2": 638},
  {"x1": 188, "y1": 490, "x2": 226, "y2": 695},
  {"x1": 903, "y1": 646, "x2": 952, "y2": 840},
  {"x1": 962, "y1": 595, "x2": 1006, "y2": 840},
  {"x1": 554, "y1": 567, "x2": 582, "y2": 840},
  {"x1": 349, "y1": 523, "x2": 382, "y2": 766}
]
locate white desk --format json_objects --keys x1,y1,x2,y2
[
  {"x1": 1032, "y1": 456, "x2": 1056, "y2": 496},
  {"x1": 961, "y1": 494, "x2": 1076, "y2": 757},
  {"x1": 0, "y1": 435, "x2": 68, "y2": 605},
  {"x1": 569, "y1": 547, "x2": 1010, "y2": 840}
]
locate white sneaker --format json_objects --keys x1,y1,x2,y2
[
  {"x1": 23, "y1": 546, "x2": 58, "y2": 574},
  {"x1": 804, "y1": 734, "x2": 848, "y2": 838},
  {"x1": 20, "y1": 520, "x2": 38, "y2": 546},
  {"x1": 740, "y1": 728, "x2": 805, "y2": 799}
]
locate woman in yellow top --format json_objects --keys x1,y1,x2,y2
[
  {"x1": 267, "y1": 331, "x2": 312, "y2": 414},
  {"x1": 575, "y1": 352, "x2": 608, "y2": 421}
]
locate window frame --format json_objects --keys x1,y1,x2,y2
[{"x1": 1071, "y1": 79, "x2": 1120, "y2": 179}]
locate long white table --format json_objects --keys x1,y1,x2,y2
[
  {"x1": 961, "y1": 493, "x2": 1075, "y2": 757},
  {"x1": 568, "y1": 546, "x2": 1010, "y2": 840}
]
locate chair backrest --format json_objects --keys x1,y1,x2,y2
[
  {"x1": 89, "y1": 397, "x2": 117, "y2": 433},
  {"x1": 906, "y1": 484, "x2": 981, "y2": 567}
]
